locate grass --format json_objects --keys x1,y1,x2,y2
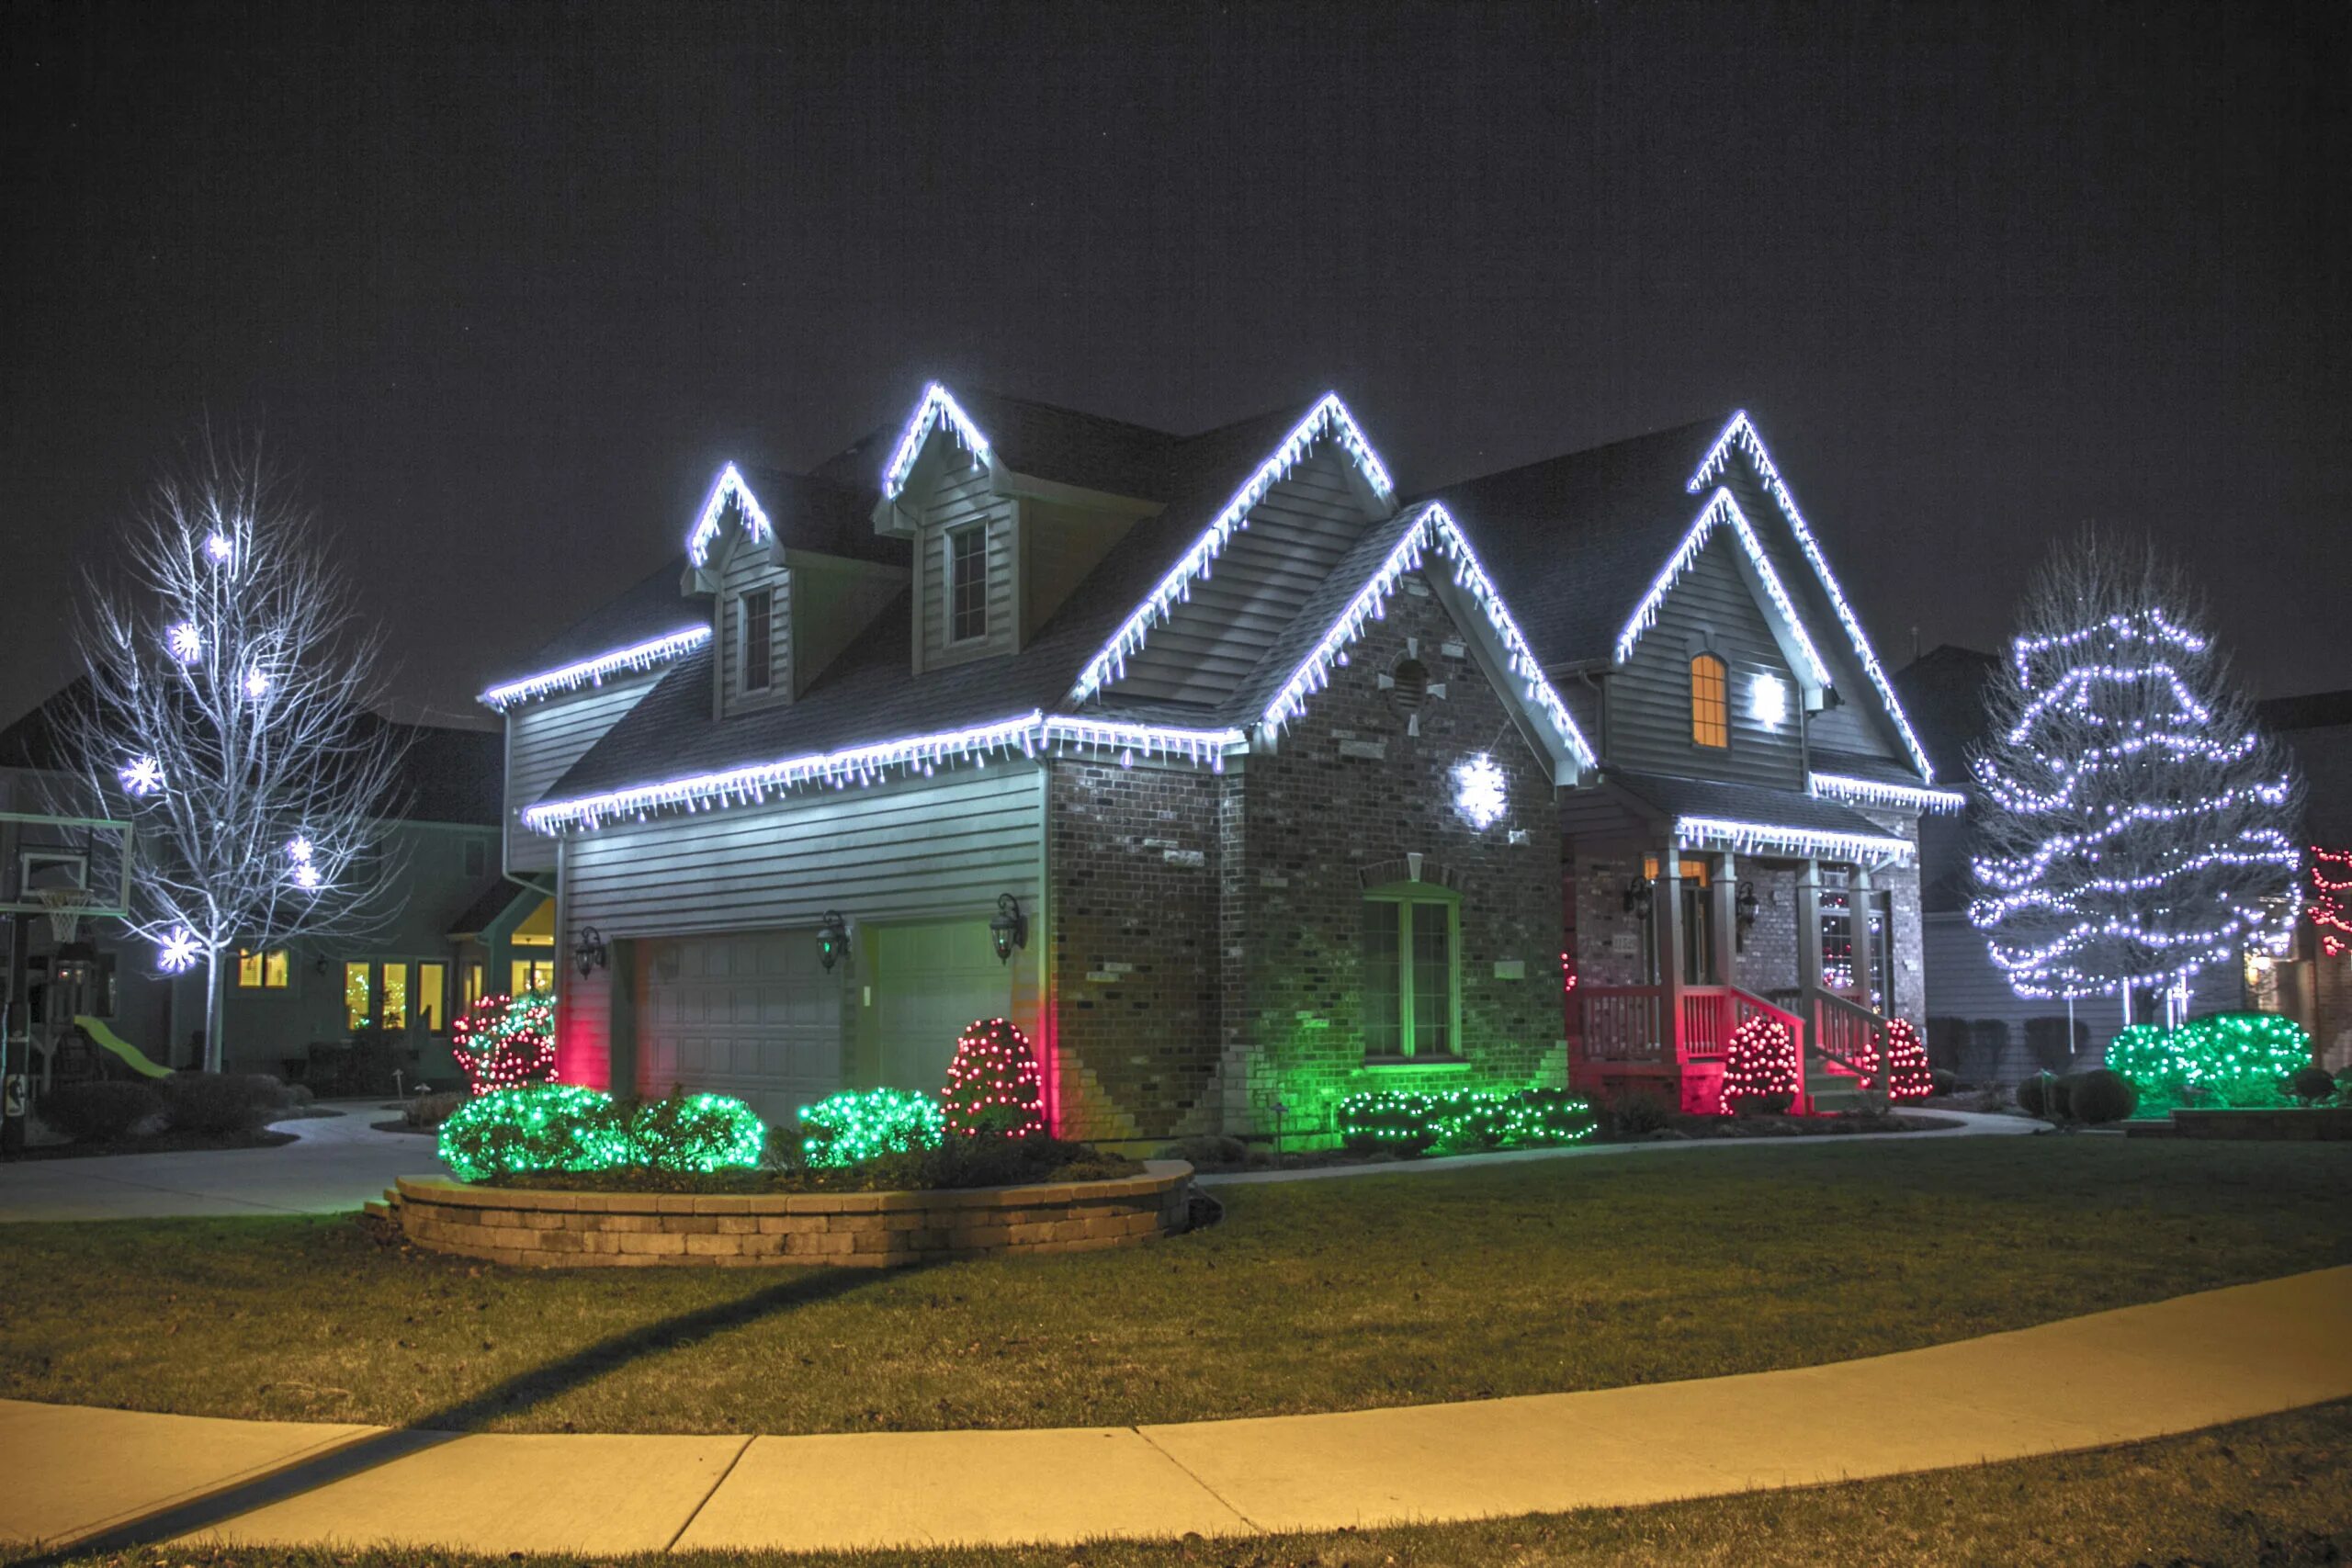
[
  {"x1": 0, "y1": 1138, "x2": 2345, "y2": 1436},
  {"x1": 11, "y1": 1401, "x2": 2350, "y2": 1566}
]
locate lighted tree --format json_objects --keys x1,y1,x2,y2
[
  {"x1": 1721, "y1": 1014, "x2": 1801, "y2": 1112},
  {"x1": 60, "y1": 434, "x2": 409, "y2": 1073},
  {"x1": 451, "y1": 992, "x2": 558, "y2": 1095},
  {"x1": 1968, "y1": 535, "x2": 2299, "y2": 1018},
  {"x1": 940, "y1": 1018, "x2": 1045, "y2": 1139}
]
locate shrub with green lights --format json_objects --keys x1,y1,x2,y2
[
  {"x1": 797, "y1": 1088, "x2": 947, "y2": 1168},
  {"x1": 437, "y1": 1084, "x2": 767, "y2": 1182},
  {"x1": 1335, "y1": 1087, "x2": 1596, "y2": 1156},
  {"x1": 2106, "y1": 1011, "x2": 2314, "y2": 1111}
]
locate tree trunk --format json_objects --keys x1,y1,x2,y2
[{"x1": 203, "y1": 950, "x2": 226, "y2": 1075}]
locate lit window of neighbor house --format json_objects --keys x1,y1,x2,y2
[{"x1": 236, "y1": 948, "x2": 289, "y2": 989}]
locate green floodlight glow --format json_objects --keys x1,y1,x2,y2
[
  {"x1": 2108, "y1": 1011, "x2": 2313, "y2": 1110},
  {"x1": 1335, "y1": 1087, "x2": 1596, "y2": 1155},
  {"x1": 797, "y1": 1088, "x2": 946, "y2": 1168}
]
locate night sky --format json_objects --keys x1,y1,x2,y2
[{"x1": 6, "y1": 1, "x2": 2346, "y2": 733}]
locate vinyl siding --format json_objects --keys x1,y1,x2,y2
[
  {"x1": 715, "y1": 540, "x2": 790, "y2": 714},
  {"x1": 1605, "y1": 529, "x2": 1805, "y2": 789},
  {"x1": 917, "y1": 456, "x2": 1017, "y2": 668},
  {"x1": 1110, "y1": 446, "x2": 1376, "y2": 706},
  {"x1": 503, "y1": 671, "x2": 667, "y2": 874}
]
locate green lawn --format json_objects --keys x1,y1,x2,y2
[
  {"x1": 0, "y1": 1138, "x2": 2345, "y2": 1437},
  {"x1": 15, "y1": 1402, "x2": 2352, "y2": 1567}
]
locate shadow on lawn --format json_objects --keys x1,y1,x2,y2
[{"x1": 30, "y1": 1260, "x2": 889, "y2": 1562}]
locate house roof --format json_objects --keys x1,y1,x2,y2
[
  {"x1": 515, "y1": 557, "x2": 707, "y2": 678},
  {"x1": 1608, "y1": 769, "x2": 1905, "y2": 844},
  {"x1": 446, "y1": 875, "x2": 540, "y2": 940},
  {"x1": 813, "y1": 386, "x2": 1182, "y2": 502}
]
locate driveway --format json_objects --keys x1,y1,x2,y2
[{"x1": 0, "y1": 1102, "x2": 440, "y2": 1223}]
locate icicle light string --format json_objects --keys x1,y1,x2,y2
[
  {"x1": 481, "y1": 626, "x2": 713, "y2": 710},
  {"x1": 684, "y1": 463, "x2": 777, "y2": 569},
  {"x1": 1614, "y1": 488, "x2": 1833, "y2": 688},
  {"x1": 1806, "y1": 773, "x2": 1965, "y2": 814},
  {"x1": 880, "y1": 383, "x2": 995, "y2": 502}
]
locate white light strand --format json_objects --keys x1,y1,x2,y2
[
  {"x1": 684, "y1": 462, "x2": 777, "y2": 569},
  {"x1": 522, "y1": 712, "x2": 1248, "y2": 833},
  {"x1": 1971, "y1": 780, "x2": 2292, "y2": 892},
  {"x1": 118, "y1": 755, "x2": 164, "y2": 796},
  {"x1": 1688, "y1": 411, "x2": 1936, "y2": 781},
  {"x1": 1674, "y1": 814, "x2": 1915, "y2": 865},
  {"x1": 1259, "y1": 502, "x2": 1597, "y2": 768},
  {"x1": 880, "y1": 383, "x2": 996, "y2": 502},
  {"x1": 2011, "y1": 610, "x2": 2206, "y2": 682},
  {"x1": 2003, "y1": 662, "x2": 2212, "y2": 746},
  {"x1": 1614, "y1": 488, "x2": 1833, "y2": 688},
  {"x1": 479, "y1": 626, "x2": 713, "y2": 710},
  {"x1": 1807, "y1": 773, "x2": 1965, "y2": 814},
  {"x1": 1069, "y1": 392, "x2": 1396, "y2": 705},
  {"x1": 1979, "y1": 728, "x2": 2257, "y2": 815}
]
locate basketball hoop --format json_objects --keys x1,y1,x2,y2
[{"x1": 36, "y1": 885, "x2": 85, "y2": 945}]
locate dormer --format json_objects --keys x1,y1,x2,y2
[{"x1": 684, "y1": 464, "x2": 794, "y2": 717}]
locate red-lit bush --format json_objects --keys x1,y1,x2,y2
[
  {"x1": 1723, "y1": 1015, "x2": 1801, "y2": 1113},
  {"x1": 941, "y1": 1018, "x2": 1044, "y2": 1139},
  {"x1": 1882, "y1": 1019, "x2": 1934, "y2": 1102},
  {"x1": 452, "y1": 992, "x2": 558, "y2": 1096}
]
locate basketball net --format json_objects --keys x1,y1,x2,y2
[{"x1": 36, "y1": 886, "x2": 85, "y2": 945}]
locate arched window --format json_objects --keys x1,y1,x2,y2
[{"x1": 1690, "y1": 652, "x2": 1728, "y2": 748}]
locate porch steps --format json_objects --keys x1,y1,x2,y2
[{"x1": 1804, "y1": 1076, "x2": 1874, "y2": 1114}]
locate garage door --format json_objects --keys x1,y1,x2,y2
[
  {"x1": 637, "y1": 931, "x2": 842, "y2": 1125},
  {"x1": 873, "y1": 920, "x2": 1015, "y2": 1095}
]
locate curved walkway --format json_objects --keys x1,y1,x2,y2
[{"x1": 6, "y1": 1266, "x2": 2346, "y2": 1558}]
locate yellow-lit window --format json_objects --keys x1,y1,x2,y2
[
  {"x1": 418, "y1": 963, "x2": 446, "y2": 1032},
  {"x1": 463, "y1": 963, "x2": 484, "y2": 1007},
  {"x1": 344, "y1": 962, "x2": 372, "y2": 1030},
  {"x1": 235, "y1": 949, "x2": 289, "y2": 989},
  {"x1": 1690, "y1": 653, "x2": 1728, "y2": 748},
  {"x1": 382, "y1": 963, "x2": 410, "y2": 1030},
  {"x1": 512, "y1": 959, "x2": 553, "y2": 996}
]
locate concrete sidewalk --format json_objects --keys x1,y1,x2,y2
[
  {"x1": 4, "y1": 1267, "x2": 2345, "y2": 1557},
  {"x1": 0, "y1": 1103, "x2": 437, "y2": 1222}
]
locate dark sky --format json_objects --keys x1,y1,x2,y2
[{"x1": 6, "y1": 1, "x2": 2346, "y2": 731}]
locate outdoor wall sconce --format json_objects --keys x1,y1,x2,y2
[
  {"x1": 989, "y1": 893, "x2": 1028, "y2": 964},
  {"x1": 572, "y1": 924, "x2": 608, "y2": 977},
  {"x1": 815, "y1": 911, "x2": 849, "y2": 973},
  {"x1": 1736, "y1": 882, "x2": 1760, "y2": 951},
  {"x1": 1621, "y1": 878, "x2": 1652, "y2": 919}
]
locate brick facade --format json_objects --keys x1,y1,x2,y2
[{"x1": 1049, "y1": 572, "x2": 1568, "y2": 1144}]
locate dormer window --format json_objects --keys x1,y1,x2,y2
[
  {"x1": 741, "y1": 587, "x2": 774, "y2": 694},
  {"x1": 947, "y1": 525, "x2": 987, "y2": 643}
]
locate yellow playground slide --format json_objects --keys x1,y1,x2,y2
[{"x1": 73, "y1": 1016, "x2": 173, "y2": 1079}]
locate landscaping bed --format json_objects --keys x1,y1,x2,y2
[
  {"x1": 1170, "y1": 1109, "x2": 1960, "y2": 1173},
  {"x1": 3, "y1": 1138, "x2": 2345, "y2": 1435}
]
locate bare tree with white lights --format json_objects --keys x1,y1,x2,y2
[{"x1": 60, "y1": 434, "x2": 410, "y2": 1072}]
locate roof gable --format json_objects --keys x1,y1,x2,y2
[{"x1": 1615, "y1": 487, "x2": 1834, "y2": 694}]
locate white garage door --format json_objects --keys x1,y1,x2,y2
[
  {"x1": 874, "y1": 920, "x2": 1015, "y2": 1096},
  {"x1": 637, "y1": 931, "x2": 842, "y2": 1125}
]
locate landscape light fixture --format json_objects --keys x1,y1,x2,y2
[
  {"x1": 815, "y1": 911, "x2": 849, "y2": 973},
  {"x1": 989, "y1": 893, "x2": 1028, "y2": 964}
]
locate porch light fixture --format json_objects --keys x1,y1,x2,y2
[
  {"x1": 815, "y1": 912, "x2": 849, "y2": 973},
  {"x1": 1736, "y1": 882, "x2": 1760, "y2": 951},
  {"x1": 989, "y1": 893, "x2": 1028, "y2": 964},
  {"x1": 572, "y1": 924, "x2": 607, "y2": 978},
  {"x1": 1622, "y1": 877, "x2": 1653, "y2": 919}
]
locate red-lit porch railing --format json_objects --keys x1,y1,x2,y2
[
  {"x1": 1579, "y1": 987, "x2": 1806, "y2": 1066},
  {"x1": 1810, "y1": 990, "x2": 1891, "y2": 1100}
]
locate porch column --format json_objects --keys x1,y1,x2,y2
[
  {"x1": 1710, "y1": 852, "x2": 1738, "y2": 988},
  {"x1": 1656, "y1": 848, "x2": 1685, "y2": 1051},
  {"x1": 1796, "y1": 859, "x2": 1825, "y2": 1009},
  {"x1": 1850, "y1": 862, "x2": 1875, "y2": 1009}
]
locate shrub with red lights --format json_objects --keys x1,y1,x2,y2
[
  {"x1": 1881, "y1": 1018, "x2": 1933, "y2": 1102},
  {"x1": 941, "y1": 1017, "x2": 1044, "y2": 1139},
  {"x1": 452, "y1": 991, "x2": 558, "y2": 1096},
  {"x1": 1722, "y1": 1014, "x2": 1801, "y2": 1113}
]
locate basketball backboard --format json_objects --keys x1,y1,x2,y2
[{"x1": 0, "y1": 812, "x2": 134, "y2": 918}]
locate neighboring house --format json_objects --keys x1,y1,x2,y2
[
  {"x1": 488, "y1": 385, "x2": 1949, "y2": 1143},
  {"x1": 0, "y1": 688, "x2": 519, "y2": 1082},
  {"x1": 1894, "y1": 647, "x2": 2311, "y2": 1080},
  {"x1": 2259, "y1": 689, "x2": 2352, "y2": 1072}
]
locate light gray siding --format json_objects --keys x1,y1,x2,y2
[
  {"x1": 917, "y1": 456, "x2": 1017, "y2": 669},
  {"x1": 503, "y1": 671, "x2": 667, "y2": 874},
  {"x1": 1110, "y1": 447, "x2": 1376, "y2": 706},
  {"x1": 1605, "y1": 528, "x2": 1805, "y2": 789},
  {"x1": 715, "y1": 539, "x2": 790, "y2": 714}
]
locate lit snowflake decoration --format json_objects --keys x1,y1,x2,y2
[
  {"x1": 204, "y1": 531, "x2": 233, "y2": 563},
  {"x1": 157, "y1": 927, "x2": 200, "y2": 973},
  {"x1": 287, "y1": 836, "x2": 312, "y2": 863},
  {"x1": 118, "y1": 754, "x2": 164, "y2": 795},
  {"x1": 1452, "y1": 752, "x2": 1508, "y2": 830},
  {"x1": 243, "y1": 666, "x2": 271, "y2": 700},
  {"x1": 292, "y1": 863, "x2": 322, "y2": 890},
  {"x1": 166, "y1": 622, "x2": 203, "y2": 662}
]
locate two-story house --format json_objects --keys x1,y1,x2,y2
[{"x1": 486, "y1": 385, "x2": 1951, "y2": 1144}]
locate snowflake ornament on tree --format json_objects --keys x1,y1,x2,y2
[{"x1": 1968, "y1": 536, "x2": 2300, "y2": 1010}]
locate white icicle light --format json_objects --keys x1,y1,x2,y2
[
  {"x1": 119, "y1": 755, "x2": 164, "y2": 796},
  {"x1": 880, "y1": 383, "x2": 996, "y2": 502},
  {"x1": 1615, "y1": 488, "x2": 1833, "y2": 689},
  {"x1": 684, "y1": 463, "x2": 777, "y2": 569},
  {"x1": 1070, "y1": 392, "x2": 1395, "y2": 705},
  {"x1": 1807, "y1": 773, "x2": 1965, "y2": 814},
  {"x1": 1688, "y1": 411, "x2": 1936, "y2": 781},
  {"x1": 157, "y1": 927, "x2": 200, "y2": 973},
  {"x1": 166, "y1": 622, "x2": 203, "y2": 663},
  {"x1": 1674, "y1": 814, "x2": 1915, "y2": 864},
  {"x1": 1452, "y1": 752, "x2": 1508, "y2": 829},
  {"x1": 479, "y1": 626, "x2": 713, "y2": 710}
]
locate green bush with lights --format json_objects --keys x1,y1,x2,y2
[
  {"x1": 2105, "y1": 1011, "x2": 2315, "y2": 1111},
  {"x1": 1335, "y1": 1087, "x2": 1596, "y2": 1156},
  {"x1": 797, "y1": 1088, "x2": 947, "y2": 1168},
  {"x1": 438, "y1": 1084, "x2": 767, "y2": 1181}
]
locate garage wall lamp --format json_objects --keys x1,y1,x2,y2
[
  {"x1": 815, "y1": 911, "x2": 849, "y2": 973},
  {"x1": 989, "y1": 893, "x2": 1028, "y2": 964},
  {"x1": 572, "y1": 924, "x2": 608, "y2": 977}
]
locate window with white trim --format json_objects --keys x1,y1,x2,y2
[
  {"x1": 740, "y1": 587, "x2": 775, "y2": 693},
  {"x1": 1363, "y1": 885, "x2": 1460, "y2": 1058},
  {"x1": 946, "y1": 525, "x2": 987, "y2": 644}
]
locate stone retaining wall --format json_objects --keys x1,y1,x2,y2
[{"x1": 395, "y1": 1161, "x2": 1193, "y2": 1268}]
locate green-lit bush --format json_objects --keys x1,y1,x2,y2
[
  {"x1": 439, "y1": 1084, "x2": 627, "y2": 1181},
  {"x1": 1334, "y1": 1088, "x2": 1597, "y2": 1156},
  {"x1": 796, "y1": 1089, "x2": 945, "y2": 1168},
  {"x1": 2106, "y1": 1012, "x2": 2313, "y2": 1111},
  {"x1": 2065, "y1": 1067, "x2": 2138, "y2": 1124},
  {"x1": 618, "y1": 1092, "x2": 768, "y2": 1172}
]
